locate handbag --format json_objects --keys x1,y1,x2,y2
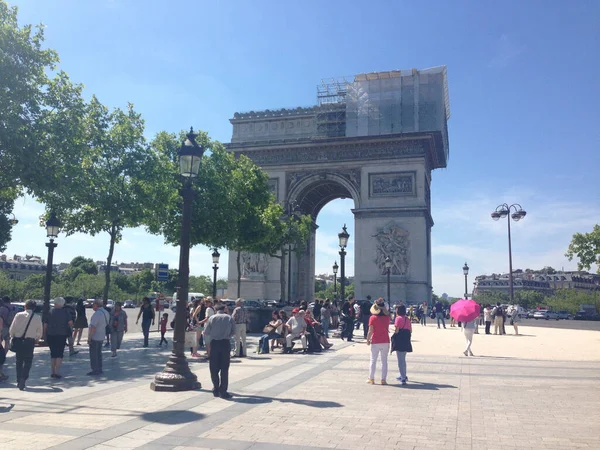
[
  {"x1": 391, "y1": 316, "x2": 412, "y2": 354},
  {"x1": 10, "y1": 311, "x2": 35, "y2": 353}
]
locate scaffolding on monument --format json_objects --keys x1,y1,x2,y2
[{"x1": 316, "y1": 77, "x2": 348, "y2": 138}]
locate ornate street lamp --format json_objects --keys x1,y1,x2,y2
[
  {"x1": 42, "y1": 212, "x2": 61, "y2": 326},
  {"x1": 332, "y1": 261, "x2": 338, "y2": 299},
  {"x1": 9, "y1": 213, "x2": 18, "y2": 226},
  {"x1": 212, "y1": 248, "x2": 220, "y2": 300},
  {"x1": 385, "y1": 256, "x2": 392, "y2": 309},
  {"x1": 491, "y1": 203, "x2": 527, "y2": 305},
  {"x1": 338, "y1": 224, "x2": 350, "y2": 302},
  {"x1": 463, "y1": 262, "x2": 469, "y2": 299},
  {"x1": 151, "y1": 127, "x2": 203, "y2": 392}
]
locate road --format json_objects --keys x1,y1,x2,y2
[{"x1": 520, "y1": 317, "x2": 600, "y2": 331}]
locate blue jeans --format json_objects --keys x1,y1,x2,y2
[
  {"x1": 396, "y1": 351, "x2": 407, "y2": 380},
  {"x1": 259, "y1": 333, "x2": 281, "y2": 353},
  {"x1": 142, "y1": 319, "x2": 151, "y2": 346},
  {"x1": 436, "y1": 313, "x2": 446, "y2": 328},
  {"x1": 322, "y1": 319, "x2": 329, "y2": 338}
]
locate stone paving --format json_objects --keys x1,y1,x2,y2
[{"x1": 0, "y1": 323, "x2": 599, "y2": 450}]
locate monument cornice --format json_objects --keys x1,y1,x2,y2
[
  {"x1": 352, "y1": 207, "x2": 434, "y2": 227},
  {"x1": 229, "y1": 133, "x2": 437, "y2": 167}
]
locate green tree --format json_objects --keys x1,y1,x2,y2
[
  {"x1": 514, "y1": 290, "x2": 545, "y2": 309},
  {"x1": 566, "y1": 225, "x2": 600, "y2": 274},
  {"x1": 0, "y1": 2, "x2": 86, "y2": 250},
  {"x1": 474, "y1": 290, "x2": 509, "y2": 306},
  {"x1": 40, "y1": 97, "x2": 157, "y2": 303},
  {"x1": 128, "y1": 269, "x2": 155, "y2": 300},
  {"x1": 61, "y1": 256, "x2": 98, "y2": 281}
]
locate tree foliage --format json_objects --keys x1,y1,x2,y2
[
  {"x1": 0, "y1": 2, "x2": 86, "y2": 250},
  {"x1": 566, "y1": 225, "x2": 600, "y2": 274},
  {"x1": 61, "y1": 256, "x2": 98, "y2": 281}
]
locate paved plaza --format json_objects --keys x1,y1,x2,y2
[{"x1": 0, "y1": 323, "x2": 599, "y2": 450}]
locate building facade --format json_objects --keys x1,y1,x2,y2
[{"x1": 0, "y1": 254, "x2": 47, "y2": 281}]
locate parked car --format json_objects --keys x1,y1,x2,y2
[
  {"x1": 106, "y1": 299, "x2": 114, "y2": 310},
  {"x1": 533, "y1": 310, "x2": 559, "y2": 320},
  {"x1": 123, "y1": 299, "x2": 135, "y2": 309},
  {"x1": 85, "y1": 299, "x2": 95, "y2": 308},
  {"x1": 557, "y1": 310, "x2": 570, "y2": 320},
  {"x1": 574, "y1": 311, "x2": 593, "y2": 320}
]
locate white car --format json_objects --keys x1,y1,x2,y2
[
  {"x1": 533, "y1": 310, "x2": 559, "y2": 320},
  {"x1": 106, "y1": 299, "x2": 114, "y2": 309}
]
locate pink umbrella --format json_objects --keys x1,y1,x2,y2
[{"x1": 450, "y1": 299, "x2": 481, "y2": 323}]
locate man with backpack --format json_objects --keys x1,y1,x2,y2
[{"x1": 492, "y1": 302, "x2": 504, "y2": 335}]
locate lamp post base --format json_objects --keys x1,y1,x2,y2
[{"x1": 150, "y1": 352, "x2": 201, "y2": 392}]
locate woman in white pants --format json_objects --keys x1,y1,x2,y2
[
  {"x1": 366, "y1": 298, "x2": 390, "y2": 385},
  {"x1": 463, "y1": 319, "x2": 477, "y2": 356}
]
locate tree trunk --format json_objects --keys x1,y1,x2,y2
[
  {"x1": 103, "y1": 224, "x2": 117, "y2": 303},
  {"x1": 236, "y1": 250, "x2": 241, "y2": 298}
]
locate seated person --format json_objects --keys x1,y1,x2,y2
[
  {"x1": 258, "y1": 310, "x2": 283, "y2": 354},
  {"x1": 285, "y1": 309, "x2": 307, "y2": 353},
  {"x1": 304, "y1": 309, "x2": 333, "y2": 349}
]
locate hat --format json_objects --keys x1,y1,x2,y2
[
  {"x1": 292, "y1": 308, "x2": 300, "y2": 313},
  {"x1": 370, "y1": 302, "x2": 390, "y2": 316}
]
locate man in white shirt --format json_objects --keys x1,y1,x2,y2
[
  {"x1": 9, "y1": 300, "x2": 43, "y2": 390},
  {"x1": 285, "y1": 309, "x2": 307, "y2": 353},
  {"x1": 88, "y1": 299, "x2": 109, "y2": 376}
]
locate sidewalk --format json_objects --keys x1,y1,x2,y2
[{"x1": 0, "y1": 324, "x2": 599, "y2": 449}]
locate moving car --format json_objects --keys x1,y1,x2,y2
[
  {"x1": 557, "y1": 310, "x2": 570, "y2": 320},
  {"x1": 106, "y1": 299, "x2": 114, "y2": 309},
  {"x1": 123, "y1": 299, "x2": 135, "y2": 309},
  {"x1": 85, "y1": 299, "x2": 95, "y2": 308}
]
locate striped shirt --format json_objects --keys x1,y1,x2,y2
[{"x1": 232, "y1": 306, "x2": 248, "y2": 324}]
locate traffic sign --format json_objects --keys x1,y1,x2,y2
[{"x1": 156, "y1": 263, "x2": 169, "y2": 282}]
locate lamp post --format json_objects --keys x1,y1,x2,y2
[
  {"x1": 42, "y1": 212, "x2": 61, "y2": 325},
  {"x1": 338, "y1": 225, "x2": 349, "y2": 302},
  {"x1": 151, "y1": 127, "x2": 203, "y2": 392},
  {"x1": 463, "y1": 262, "x2": 469, "y2": 299},
  {"x1": 212, "y1": 249, "x2": 220, "y2": 300},
  {"x1": 332, "y1": 261, "x2": 338, "y2": 300},
  {"x1": 9, "y1": 213, "x2": 18, "y2": 226},
  {"x1": 385, "y1": 256, "x2": 392, "y2": 308},
  {"x1": 491, "y1": 203, "x2": 527, "y2": 305}
]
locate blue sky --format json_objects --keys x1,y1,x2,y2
[{"x1": 5, "y1": 0, "x2": 600, "y2": 297}]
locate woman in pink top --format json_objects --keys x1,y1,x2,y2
[
  {"x1": 366, "y1": 298, "x2": 390, "y2": 385},
  {"x1": 393, "y1": 304, "x2": 412, "y2": 385}
]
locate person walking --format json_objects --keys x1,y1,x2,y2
[
  {"x1": 313, "y1": 299, "x2": 322, "y2": 322},
  {"x1": 88, "y1": 299, "x2": 109, "y2": 376},
  {"x1": 9, "y1": 300, "x2": 43, "y2": 390},
  {"x1": 341, "y1": 296, "x2": 356, "y2": 342},
  {"x1": 73, "y1": 298, "x2": 88, "y2": 346},
  {"x1": 484, "y1": 304, "x2": 492, "y2": 334},
  {"x1": 204, "y1": 304, "x2": 235, "y2": 399},
  {"x1": 200, "y1": 298, "x2": 215, "y2": 357},
  {"x1": 158, "y1": 313, "x2": 169, "y2": 347},
  {"x1": 231, "y1": 298, "x2": 248, "y2": 357},
  {"x1": 462, "y1": 319, "x2": 477, "y2": 356},
  {"x1": 136, "y1": 297, "x2": 155, "y2": 347},
  {"x1": 360, "y1": 299, "x2": 372, "y2": 339},
  {"x1": 420, "y1": 301, "x2": 428, "y2": 326},
  {"x1": 354, "y1": 300, "x2": 361, "y2": 330},
  {"x1": 44, "y1": 297, "x2": 73, "y2": 379},
  {"x1": 110, "y1": 302, "x2": 128, "y2": 357},
  {"x1": 366, "y1": 298, "x2": 390, "y2": 385},
  {"x1": 331, "y1": 300, "x2": 339, "y2": 330},
  {"x1": 434, "y1": 299, "x2": 446, "y2": 329},
  {"x1": 493, "y1": 303, "x2": 504, "y2": 335},
  {"x1": 63, "y1": 298, "x2": 79, "y2": 356},
  {"x1": 320, "y1": 301, "x2": 331, "y2": 338},
  {"x1": 392, "y1": 304, "x2": 412, "y2": 384},
  {"x1": 510, "y1": 307, "x2": 521, "y2": 335},
  {"x1": 0, "y1": 296, "x2": 17, "y2": 351}
]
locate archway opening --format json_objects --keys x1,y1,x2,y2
[{"x1": 314, "y1": 198, "x2": 355, "y2": 300}]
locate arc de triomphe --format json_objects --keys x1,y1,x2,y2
[{"x1": 226, "y1": 67, "x2": 450, "y2": 304}]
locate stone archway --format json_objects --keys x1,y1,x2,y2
[{"x1": 226, "y1": 67, "x2": 449, "y2": 304}]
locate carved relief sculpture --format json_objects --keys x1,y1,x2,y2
[
  {"x1": 372, "y1": 222, "x2": 410, "y2": 275},
  {"x1": 369, "y1": 172, "x2": 416, "y2": 197},
  {"x1": 241, "y1": 252, "x2": 269, "y2": 277}
]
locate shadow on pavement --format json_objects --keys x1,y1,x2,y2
[
  {"x1": 0, "y1": 403, "x2": 14, "y2": 413},
  {"x1": 391, "y1": 381, "x2": 457, "y2": 390},
  {"x1": 141, "y1": 409, "x2": 205, "y2": 424},
  {"x1": 228, "y1": 393, "x2": 343, "y2": 408}
]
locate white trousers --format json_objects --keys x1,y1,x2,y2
[
  {"x1": 233, "y1": 323, "x2": 247, "y2": 356},
  {"x1": 464, "y1": 329, "x2": 474, "y2": 353},
  {"x1": 286, "y1": 333, "x2": 307, "y2": 349},
  {"x1": 369, "y1": 343, "x2": 389, "y2": 381}
]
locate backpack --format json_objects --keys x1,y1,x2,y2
[{"x1": 494, "y1": 307, "x2": 504, "y2": 317}]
